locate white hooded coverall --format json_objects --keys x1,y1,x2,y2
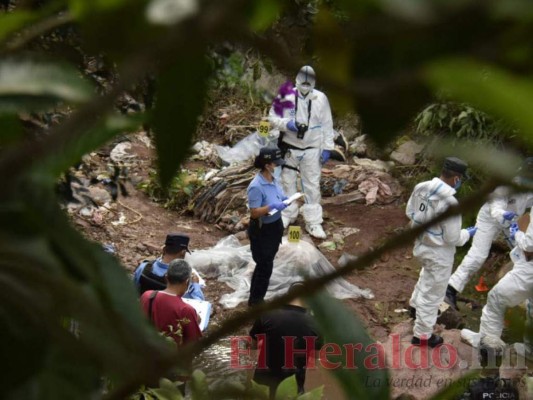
[
  {"x1": 406, "y1": 177, "x2": 470, "y2": 338},
  {"x1": 480, "y1": 208, "x2": 533, "y2": 342},
  {"x1": 449, "y1": 187, "x2": 533, "y2": 293},
  {"x1": 268, "y1": 89, "x2": 334, "y2": 226}
]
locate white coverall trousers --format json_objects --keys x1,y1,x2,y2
[
  {"x1": 479, "y1": 252, "x2": 533, "y2": 341},
  {"x1": 449, "y1": 213, "x2": 510, "y2": 293},
  {"x1": 410, "y1": 244, "x2": 455, "y2": 338},
  {"x1": 281, "y1": 147, "x2": 323, "y2": 226}
]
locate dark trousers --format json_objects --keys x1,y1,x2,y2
[{"x1": 248, "y1": 217, "x2": 283, "y2": 306}]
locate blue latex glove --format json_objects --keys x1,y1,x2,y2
[
  {"x1": 466, "y1": 226, "x2": 477, "y2": 237},
  {"x1": 510, "y1": 222, "x2": 519, "y2": 240},
  {"x1": 321, "y1": 150, "x2": 331, "y2": 164},
  {"x1": 268, "y1": 201, "x2": 287, "y2": 211},
  {"x1": 286, "y1": 120, "x2": 298, "y2": 132},
  {"x1": 503, "y1": 211, "x2": 517, "y2": 221}
]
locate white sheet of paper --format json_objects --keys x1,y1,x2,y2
[
  {"x1": 267, "y1": 192, "x2": 304, "y2": 216},
  {"x1": 182, "y1": 298, "x2": 211, "y2": 331}
]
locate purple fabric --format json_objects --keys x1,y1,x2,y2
[{"x1": 272, "y1": 81, "x2": 296, "y2": 117}]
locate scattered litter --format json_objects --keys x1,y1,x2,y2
[
  {"x1": 192, "y1": 140, "x2": 217, "y2": 161},
  {"x1": 110, "y1": 142, "x2": 135, "y2": 163},
  {"x1": 111, "y1": 213, "x2": 127, "y2": 226},
  {"x1": 79, "y1": 206, "x2": 94, "y2": 217},
  {"x1": 394, "y1": 308, "x2": 408, "y2": 313},
  {"x1": 337, "y1": 227, "x2": 360, "y2": 238},
  {"x1": 352, "y1": 157, "x2": 393, "y2": 172},
  {"x1": 136, "y1": 132, "x2": 153, "y2": 148},
  {"x1": 318, "y1": 241, "x2": 337, "y2": 251},
  {"x1": 185, "y1": 235, "x2": 374, "y2": 308}
]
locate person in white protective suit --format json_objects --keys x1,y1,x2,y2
[
  {"x1": 406, "y1": 157, "x2": 476, "y2": 347},
  {"x1": 478, "y1": 207, "x2": 533, "y2": 354},
  {"x1": 445, "y1": 159, "x2": 533, "y2": 309},
  {"x1": 268, "y1": 66, "x2": 335, "y2": 239}
]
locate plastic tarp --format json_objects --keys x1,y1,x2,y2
[
  {"x1": 185, "y1": 235, "x2": 374, "y2": 309},
  {"x1": 216, "y1": 132, "x2": 277, "y2": 165}
]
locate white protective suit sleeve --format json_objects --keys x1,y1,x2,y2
[
  {"x1": 487, "y1": 186, "x2": 509, "y2": 224},
  {"x1": 318, "y1": 94, "x2": 335, "y2": 151},
  {"x1": 515, "y1": 209, "x2": 533, "y2": 252},
  {"x1": 441, "y1": 205, "x2": 470, "y2": 247},
  {"x1": 268, "y1": 106, "x2": 291, "y2": 134}
]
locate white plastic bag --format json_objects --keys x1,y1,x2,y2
[{"x1": 215, "y1": 132, "x2": 267, "y2": 165}]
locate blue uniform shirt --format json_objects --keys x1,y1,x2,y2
[
  {"x1": 247, "y1": 172, "x2": 287, "y2": 224},
  {"x1": 133, "y1": 258, "x2": 205, "y2": 300}
]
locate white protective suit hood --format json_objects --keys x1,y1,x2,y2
[
  {"x1": 406, "y1": 177, "x2": 469, "y2": 249},
  {"x1": 296, "y1": 65, "x2": 316, "y2": 96}
]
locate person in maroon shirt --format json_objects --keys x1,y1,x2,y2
[{"x1": 140, "y1": 259, "x2": 202, "y2": 347}]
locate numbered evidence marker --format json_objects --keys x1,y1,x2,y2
[
  {"x1": 288, "y1": 225, "x2": 301, "y2": 243},
  {"x1": 258, "y1": 120, "x2": 270, "y2": 137}
]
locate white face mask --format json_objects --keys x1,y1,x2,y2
[
  {"x1": 297, "y1": 83, "x2": 312, "y2": 95},
  {"x1": 273, "y1": 165, "x2": 282, "y2": 180}
]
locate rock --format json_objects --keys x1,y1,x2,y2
[
  {"x1": 142, "y1": 241, "x2": 161, "y2": 253},
  {"x1": 235, "y1": 230, "x2": 248, "y2": 241},
  {"x1": 88, "y1": 186, "x2": 112, "y2": 205},
  {"x1": 390, "y1": 140, "x2": 424, "y2": 166},
  {"x1": 136, "y1": 243, "x2": 147, "y2": 252}
]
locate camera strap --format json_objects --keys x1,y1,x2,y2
[{"x1": 295, "y1": 94, "x2": 312, "y2": 126}]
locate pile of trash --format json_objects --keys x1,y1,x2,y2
[
  {"x1": 185, "y1": 235, "x2": 374, "y2": 308},
  {"x1": 321, "y1": 163, "x2": 403, "y2": 205}
]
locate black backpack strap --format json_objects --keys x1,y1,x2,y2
[
  {"x1": 139, "y1": 260, "x2": 166, "y2": 295},
  {"x1": 148, "y1": 290, "x2": 158, "y2": 321}
]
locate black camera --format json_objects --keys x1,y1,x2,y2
[{"x1": 296, "y1": 122, "x2": 308, "y2": 139}]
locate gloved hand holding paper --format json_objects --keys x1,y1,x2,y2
[{"x1": 268, "y1": 192, "x2": 303, "y2": 216}]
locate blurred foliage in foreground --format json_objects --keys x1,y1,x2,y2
[{"x1": 2, "y1": 0, "x2": 533, "y2": 399}]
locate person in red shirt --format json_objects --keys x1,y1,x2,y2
[{"x1": 140, "y1": 259, "x2": 202, "y2": 347}]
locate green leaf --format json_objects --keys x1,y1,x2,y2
[
  {"x1": 0, "y1": 60, "x2": 93, "y2": 113},
  {"x1": 0, "y1": 11, "x2": 37, "y2": 43},
  {"x1": 250, "y1": 380, "x2": 270, "y2": 400},
  {"x1": 249, "y1": 0, "x2": 281, "y2": 32},
  {"x1": 68, "y1": 0, "x2": 133, "y2": 18},
  {"x1": 297, "y1": 385, "x2": 324, "y2": 400},
  {"x1": 190, "y1": 370, "x2": 209, "y2": 400},
  {"x1": 425, "y1": 59, "x2": 533, "y2": 145},
  {"x1": 275, "y1": 375, "x2": 298, "y2": 400},
  {"x1": 306, "y1": 292, "x2": 389, "y2": 400},
  {"x1": 0, "y1": 114, "x2": 22, "y2": 146},
  {"x1": 149, "y1": 387, "x2": 184, "y2": 400},
  {"x1": 153, "y1": 49, "x2": 209, "y2": 188}
]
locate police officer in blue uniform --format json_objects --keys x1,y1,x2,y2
[{"x1": 247, "y1": 148, "x2": 288, "y2": 306}]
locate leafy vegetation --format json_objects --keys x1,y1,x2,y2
[
  {"x1": 414, "y1": 102, "x2": 511, "y2": 146},
  {"x1": 139, "y1": 168, "x2": 206, "y2": 211},
  {"x1": 1, "y1": 0, "x2": 533, "y2": 399}
]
